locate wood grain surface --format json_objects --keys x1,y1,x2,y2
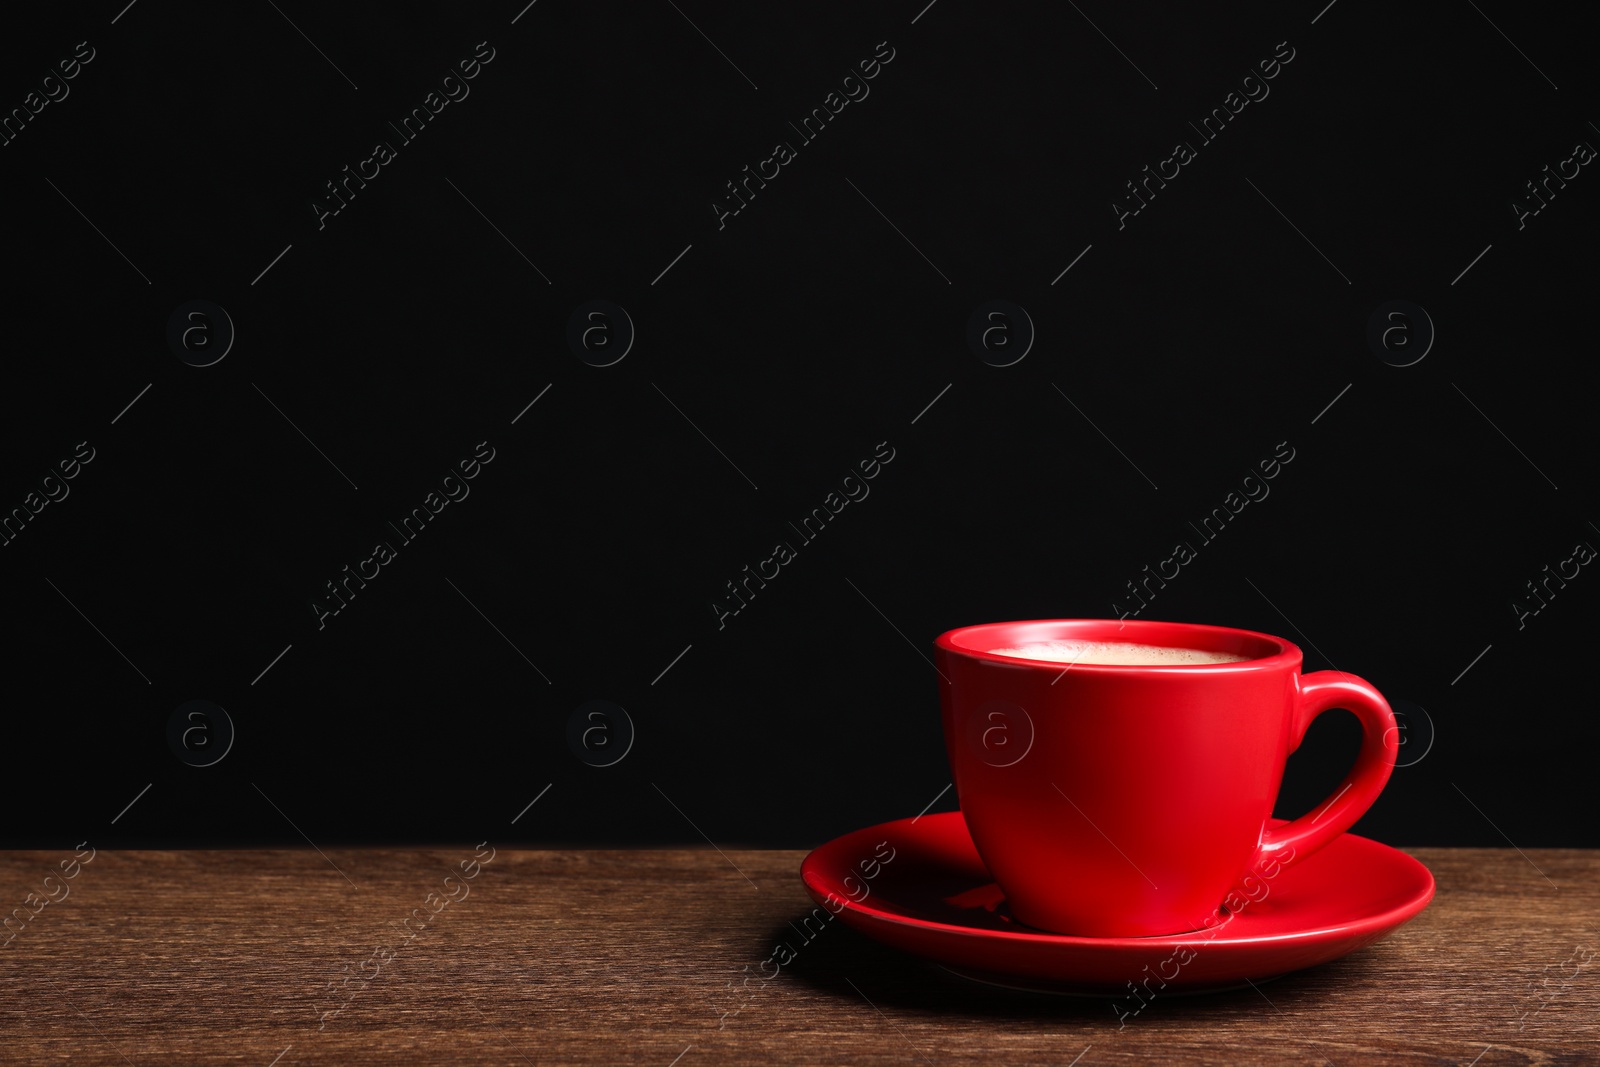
[{"x1": 0, "y1": 846, "x2": 1595, "y2": 1065}]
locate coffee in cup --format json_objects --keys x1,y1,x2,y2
[
  {"x1": 936, "y1": 619, "x2": 1399, "y2": 938},
  {"x1": 985, "y1": 640, "x2": 1249, "y2": 667}
]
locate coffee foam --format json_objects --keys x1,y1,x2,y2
[{"x1": 984, "y1": 640, "x2": 1249, "y2": 666}]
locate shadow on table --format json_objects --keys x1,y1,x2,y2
[{"x1": 767, "y1": 914, "x2": 1383, "y2": 1023}]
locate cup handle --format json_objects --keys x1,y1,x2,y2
[{"x1": 1249, "y1": 671, "x2": 1399, "y2": 878}]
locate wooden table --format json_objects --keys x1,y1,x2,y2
[{"x1": 2, "y1": 846, "x2": 1595, "y2": 1064}]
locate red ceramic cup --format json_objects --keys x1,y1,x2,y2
[{"x1": 935, "y1": 619, "x2": 1399, "y2": 938}]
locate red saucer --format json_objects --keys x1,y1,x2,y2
[{"x1": 800, "y1": 812, "x2": 1433, "y2": 995}]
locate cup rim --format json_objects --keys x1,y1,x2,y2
[{"x1": 934, "y1": 618, "x2": 1301, "y2": 673}]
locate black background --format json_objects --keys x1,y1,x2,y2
[{"x1": 2, "y1": 0, "x2": 1594, "y2": 849}]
